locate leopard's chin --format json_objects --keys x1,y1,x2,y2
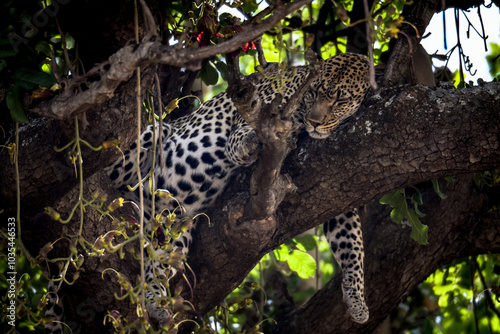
[{"x1": 305, "y1": 125, "x2": 329, "y2": 139}]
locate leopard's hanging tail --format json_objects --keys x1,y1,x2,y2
[{"x1": 323, "y1": 208, "x2": 369, "y2": 323}]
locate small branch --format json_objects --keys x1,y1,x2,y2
[
  {"x1": 255, "y1": 39, "x2": 268, "y2": 68},
  {"x1": 138, "y1": 0, "x2": 159, "y2": 39},
  {"x1": 472, "y1": 257, "x2": 500, "y2": 318},
  {"x1": 54, "y1": 15, "x2": 75, "y2": 77},
  {"x1": 363, "y1": 0, "x2": 377, "y2": 90},
  {"x1": 225, "y1": 53, "x2": 242, "y2": 87},
  {"x1": 154, "y1": 73, "x2": 165, "y2": 172}
]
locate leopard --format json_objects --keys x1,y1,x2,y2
[{"x1": 44, "y1": 52, "x2": 371, "y2": 332}]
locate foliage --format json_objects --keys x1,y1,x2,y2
[
  {"x1": 389, "y1": 255, "x2": 500, "y2": 334},
  {"x1": 207, "y1": 230, "x2": 336, "y2": 333},
  {"x1": 0, "y1": 1, "x2": 79, "y2": 123},
  {"x1": 487, "y1": 42, "x2": 500, "y2": 80},
  {"x1": 379, "y1": 187, "x2": 429, "y2": 245}
]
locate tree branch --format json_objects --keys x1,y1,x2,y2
[
  {"x1": 182, "y1": 82, "x2": 500, "y2": 322},
  {"x1": 5, "y1": 73, "x2": 500, "y2": 333},
  {"x1": 383, "y1": 0, "x2": 439, "y2": 86},
  {"x1": 229, "y1": 67, "x2": 320, "y2": 220},
  {"x1": 268, "y1": 174, "x2": 500, "y2": 333},
  {"x1": 29, "y1": 0, "x2": 313, "y2": 120}
]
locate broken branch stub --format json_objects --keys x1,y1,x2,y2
[{"x1": 229, "y1": 65, "x2": 320, "y2": 221}]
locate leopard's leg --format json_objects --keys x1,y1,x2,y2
[
  {"x1": 44, "y1": 281, "x2": 64, "y2": 333},
  {"x1": 323, "y1": 208, "x2": 369, "y2": 323},
  {"x1": 144, "y1": 220, "x2": 193, "y2": 328},
  {"x1": 144, "y1": 251, "x2": 171, "y2": 328}
]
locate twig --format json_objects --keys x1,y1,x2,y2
[
  {"x1": 154, "y1": 73, "x2": 165, "y2": 172},
  {"x1": 473, "y1": 257, "x2": 500, "y2": 318},
  {"x1": 133, "y1": 0, "x2": 146, "y2": 316},
  {"x1": 255, "y1": 39, "x2": 268, "y2": 68},
  {"x1": 49, "y1": 48, "x2": 63, "y2": 85},
  {"x1": 138, "y1": 0, "x2": 159, "y2": 39},
  {"x1": 470, "y1": 257, "x2": 480, "y2": 333},
  {"x1": 54, "y1": 15, "x2": 75, "y2": 77},
  {"x1": 363, "y1": 0, "x2": 377, "y2": 90}
]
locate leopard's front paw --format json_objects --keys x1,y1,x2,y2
[
  {"x1": 239, "y1": 130, "x2": 260, "y2": 165},
  {"x1": 227, "y1": 129, "x2": 261, "y2": 166}
]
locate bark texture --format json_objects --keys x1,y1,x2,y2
[
  {"x1": 267, "y1": 175, "x2": 500, "y2": 333},
  {"x1": 185, "y1": 82, "x2": 500, "y2": 322},
  {"x1": 1, "y1": 79, "x2": 499, "y2": 333}
]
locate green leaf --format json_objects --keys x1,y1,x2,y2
[
  {"x1": 0, "y1": 50, "x2": 17, "y2": 58},
  {"x1": 391, "y1": 196, "x2": 407, "y2": 223},
  {"x1": 13, "y1": 68, "x2": 57, "y2": 90},
  {"x1": 407, "y1": 208, "x2": 429, "y2": 245},
  {"x1": 241, "y1": 0, "x2": 259, "y2": 13},
  {"x1": 444, "y1": 176, "x2": 456, "y2": 184},
  {"x1": 0, "y1": 37, "x2": 14, "y2": 46},
  {"x1": 432, "y1": 179, "x2": 447, "y2": 199},
  {"x1": 379, "y1": 189, "x2": 404, "y2": 207},
  {"x1": 287, "y1": 250, "x2": 316, "y2": 279},
  {"x1": 411, "y1": 187, "x2": 423, "y2": 205},
  {"x1": 413, "y1": 200, "x2": 426, "y2": 217},
  {"x1": 390, "y1": 204, "x2": 406, "y2": 224},
  {"x1": 486, "y1": 42, "x2": 500, "y2": 78},
  {"x1": 381, "y1": 190, "x2": 408, "y2": 223},
  {"x1": 199, "y1": 61, "x2": 219, "y2": 86},
  {"x1": 293, "y1": 234, "x2": 318, "y2": 252},
  {"x1": 214, "y1": 59, "x2": 228, "y2": 81},
  {"x1": 273, "y1": 244, "x2": 289, "y2": 262},
  {"x1": 6, "y1": 85, "x2": 29, "y2": 123},
  {"x1": 35, "y1": 41, "x2": 52, "y2": 57}
]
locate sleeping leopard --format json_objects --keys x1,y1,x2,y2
[{"x1": 45, "y1": 52, "x2": 370, "y2": 332}]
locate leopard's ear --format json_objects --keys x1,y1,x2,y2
[{"x1": 305, "y1": 49, "x2": 322, "y2": 65}]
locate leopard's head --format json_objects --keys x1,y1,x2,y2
[{"x1": 302, "y1": 53, "x2": 370, "y2": 139}]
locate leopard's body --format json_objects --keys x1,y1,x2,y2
[{"x1": 45, "y1": 53, "x2": 370, "y2": 332}]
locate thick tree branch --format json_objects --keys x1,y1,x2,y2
[
  {"x1": 29, "y1": 0, "x2": 312, "y2": 121},
  {"x1": 4, "y1": 76, "x2": 500, "y2": 333},
  {"x1": 268, "y1": 174, "x2": 500, "y2": 333},
  {"x1": 184, "y1": 82, "x2": 500, "y2": 319},
  {"x1": 0, "y1": 67, "x2": 156, "y2": 216},
  {"x1": 229, "y1": 67, "x2": 320, "y2": 220}
]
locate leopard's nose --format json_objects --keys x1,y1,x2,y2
[{"x1": 309, "y1": 120, "x2": 320, "y2": 128}]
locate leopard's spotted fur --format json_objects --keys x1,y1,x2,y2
[{"x1": 45, "y1": 53, "x2": 371, "y2": 331}]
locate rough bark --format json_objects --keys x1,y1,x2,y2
[
  {"x1": 23, "y1": 0, "x2": 312, "y2": 121},
  {"x1": 383, "y1": 0, "x2": 439, "y2": 86},
  {"x1": 267, "y1": 174, "x2": 500, "y2": 333},
  {"x1": 2, "y1": 78, "x2": 499, "y2": 333},
  {"x1": 184, "y1": 82, "x2": 500, "y2": 323},
  {"x1": 0, "y1": 66, "x2": 155, "y2": 217}
]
